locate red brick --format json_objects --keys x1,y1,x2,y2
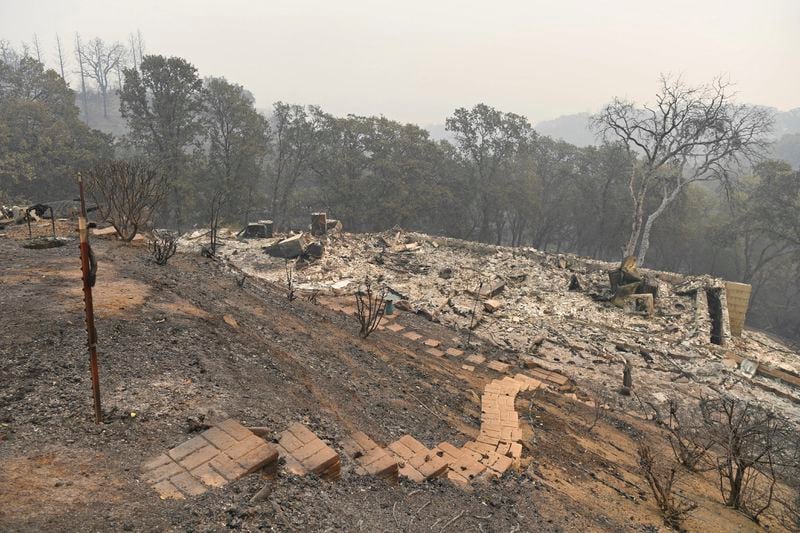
[
  {"x1": 386, "y1": 323, "x2": 405, "y2": 332},
  {"x1": 417, "y1": 456, "x2": 448, "y2": 479},
  {"x1": 201, "y1": 426, "x2": 238, "y2": 451},
  {"x1": 484, "y1": 453, "x2": 513, "y2": 475},
  {"x1": 388, "y1": 440, "x2": 415, "y2": 461},
  {"x1": 487, "y1": 360, "x2": 511, "y2": 373},
  {"x1": 403, "y1": 331, "x2": 423, "y2": 341},
  {"x1": 294, "y1": 439, "x2": 325, "y2": 462},
  {"x1": 397, "y1": 463, "x2": 425, "y2": 482},
  {"x1": 466, "y1": 354, "x2": 486, "y2": 365},
  {"x1": 170, "y1": 471, "x2": 208, "y2": 496},
  {"x1": 143, "y1": 460, "x2": 185, "y2": 484},
  {"x1": 358, "y1": 447, "x2": 385, "y2": 467},
  {"x1": 423, "y1": 339, "x2": 441, "y2": 348},
  {"x1": 142, "y1": 453, "x2": 172, "y2": 473},
  {"x1": 546, "y1": 372, "x2": 570, "y2": 386},
  {"x1": 351, "y1": 431, "x2": 378, "y2": 452},
  {"x1": 509, "y1": 442, "x2": 522, "y2": 459},
  {"x1": 305, "y1": 447, "x2": 339, "y2": 474},
  {"x1": 436, "y1": 442, "x2": 464, "y2": 460},
  {"x1": 209, "y1": 453, "x2": 247, "y2": 481},
  {"x1": 447, "y1": 470, "x2": 470, "y2": 485},
  {"x1": 152, "y1": 479, "x2": 185, "y2": 500},
  {"x1": 168, "y1": 435, "x2": 209, "y2": 462},
  {"x1": 279, "y1": 430, "x2": 304, "y2": 453},
  {"x1": 216, "y1": 419, "x2": 253, "y2": 441},
  {"x1": 226, "y1": 435, "x2": 265, "y2": 460},
  {"x1": 477, "y1": 433, "x2": 500, "y2": 446},
  {"x1": 191, "y1": 463, "x2": 228, "y2": 488},
  {"x1": 237, "y1": 443, "x2": 279, "y2": 474},
  {"x1": 445, "y1": 348, "x2": 464, "y2": 357},
  {"x1": 495, "y1": 441, "x2": 511, "y2": 456},
  {"x1": 425, "y1": 348, "x2": 445, "y2": 357},
  {"x1": 276, "y1": 444, "x2": 307, "y2": 476},
  {"x1": 287, "y1": 423, "x2": 317, "y2": 444},
  {"x1": 365, "y1": 454, "x2": 398, "y2": 478},
  {"x1": 398, "y1": 435, "x2": 426, "y2": 454},
  {"x1": 461, "y1": 364, "x2": 475, "y2": 372},
  {"x1": 408, "y1": 452, "x2": 431, "y2": 470},
  {"x1": 179, "y1": 445, "x2": 220, "y2": 471}
]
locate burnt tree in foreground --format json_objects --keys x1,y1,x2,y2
[
  {"x1": 355, "y1": 277, "x2": 386, "y2": 338},
  {"x1": 700, "y1": 396, "x2": 796, "y2": 522},
  {"x1": 87, "y1": 160, "x2": 167, "y2": 241}
]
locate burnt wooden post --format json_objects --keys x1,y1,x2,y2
[
  {"x1": 78, "y1": 173, "x2": 102, "y2": 423},
  {"x1": 311, "y1": 212, "x2": 327, "y2": 236}
]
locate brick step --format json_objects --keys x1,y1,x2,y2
[
  {"x1": 341, "y1": 431, "x2": 399, "y2": 480},
  {"x1": 277, "y1": 422, "x2": 341, "y2": 480},
  {"x1": 141, "y1": 419, "x2": 279, "y2": 500},
  {"x1": 386, "y1": 435, "x2": 448, "y2": 482},
  {"x1": 432, "y1": 441, "x2": 488, "y2": 486}
]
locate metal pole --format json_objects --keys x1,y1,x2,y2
[{"x1": 77, "y1": 173, "x2": 102, "y2": 424}]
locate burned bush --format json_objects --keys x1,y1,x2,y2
[
  {"x1": 355, "y1": 276, "x2": 387, "y2": 339},
  {"x1": 637, "y1": 442, "x2": 697, "y2": 529},
  {"x1": 148, "y1": 230, "x2": 178, "y2": 265}
]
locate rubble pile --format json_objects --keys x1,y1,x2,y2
[{"x1": 179, "y1": 226, "x2": 800, "y2": 419}]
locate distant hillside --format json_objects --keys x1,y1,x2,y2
[{"x1": 534, "y1": 113, "x2": 597, "y2": 146}]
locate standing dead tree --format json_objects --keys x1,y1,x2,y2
[
  {"x1": 593, "y1": 75, "x2": 773, "y2": 265},
  {"x1": 700, "y1": 395, "x2": 795, "y2": 522},
  {"x1": 638, "y1": 442, "x2": 697, "y2": 529},
  {"x1": 355, "y1": 276, "x2": 387, "y2": 338},
  {"x1": 78, "y1": 37, "x2": 126, "y2": 118},
  {"x1": 86, "y1": 160, "x2": 167, "y2": 242}
]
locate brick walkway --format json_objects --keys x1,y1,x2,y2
[
  {"x1": 141, "y1": 419, "x2": 278, "y2": 500},
  {"x1": 141, "y1": 303, "x2": 571, "y2": 499}
]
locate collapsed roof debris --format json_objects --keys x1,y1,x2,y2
[{"x1": 179, "y1": 224, "x2": 800, "y2": 419}]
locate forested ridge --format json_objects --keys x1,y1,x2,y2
[{"x1": 1, "y1": 37, "x2": 799, "y2": 341}]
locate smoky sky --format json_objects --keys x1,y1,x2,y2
[{"x1": 1, "y1": 0, "x2": 798, "y2": 125}]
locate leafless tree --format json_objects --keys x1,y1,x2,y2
[
  {"x1": 700, "y1": 395, "x2": 795, "y2": 522},
  {"x1": 638, "y1": 442, "x2": 697, "y2": 529},
  {"x1": 31, "y1": 34, "x2": 41, "y2": 63},
  {"x1": 148, "y1": 229, "x2": 178, "y2": 265},
  {"x1": 74, "y1": 33, "x2": 90, "y2": 123},
  {"x1": 86, "y1": 161, "x2": 168, "y2": 242},
  {"x1": 55, "y1": 34, "x2": 67, "y2": 81},
  {"x1": 593, "y1": 75, "x2": 773, "y2": 265},
  {"x1": 355, "y1": 276, "x2": 387, "y2": 338},
  {"x1": 78, "y1": 37, "x2": 126, "y2": 118}
]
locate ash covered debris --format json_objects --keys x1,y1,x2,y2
[{"x1": 179, "y1": 224, "x2": 800, "y2": 419}]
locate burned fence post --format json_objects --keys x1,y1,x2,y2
[
  {"x1": 311, "y1": 212, "x2": 327, "y2": 236},
  {"x1": 77, "y1": 173, "x2": 102, "y2": 424}
]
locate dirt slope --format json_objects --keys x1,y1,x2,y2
[{"x1": 0, "y1": 224, "x2": 776, "y2": 532}]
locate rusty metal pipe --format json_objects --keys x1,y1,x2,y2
[{"x1": 78, "y1": 173, "x2": 102, "y2": 424}]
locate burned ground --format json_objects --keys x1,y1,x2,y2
[{"x1": 0, "y1": 221, "x2": 795, "y2": 531}]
